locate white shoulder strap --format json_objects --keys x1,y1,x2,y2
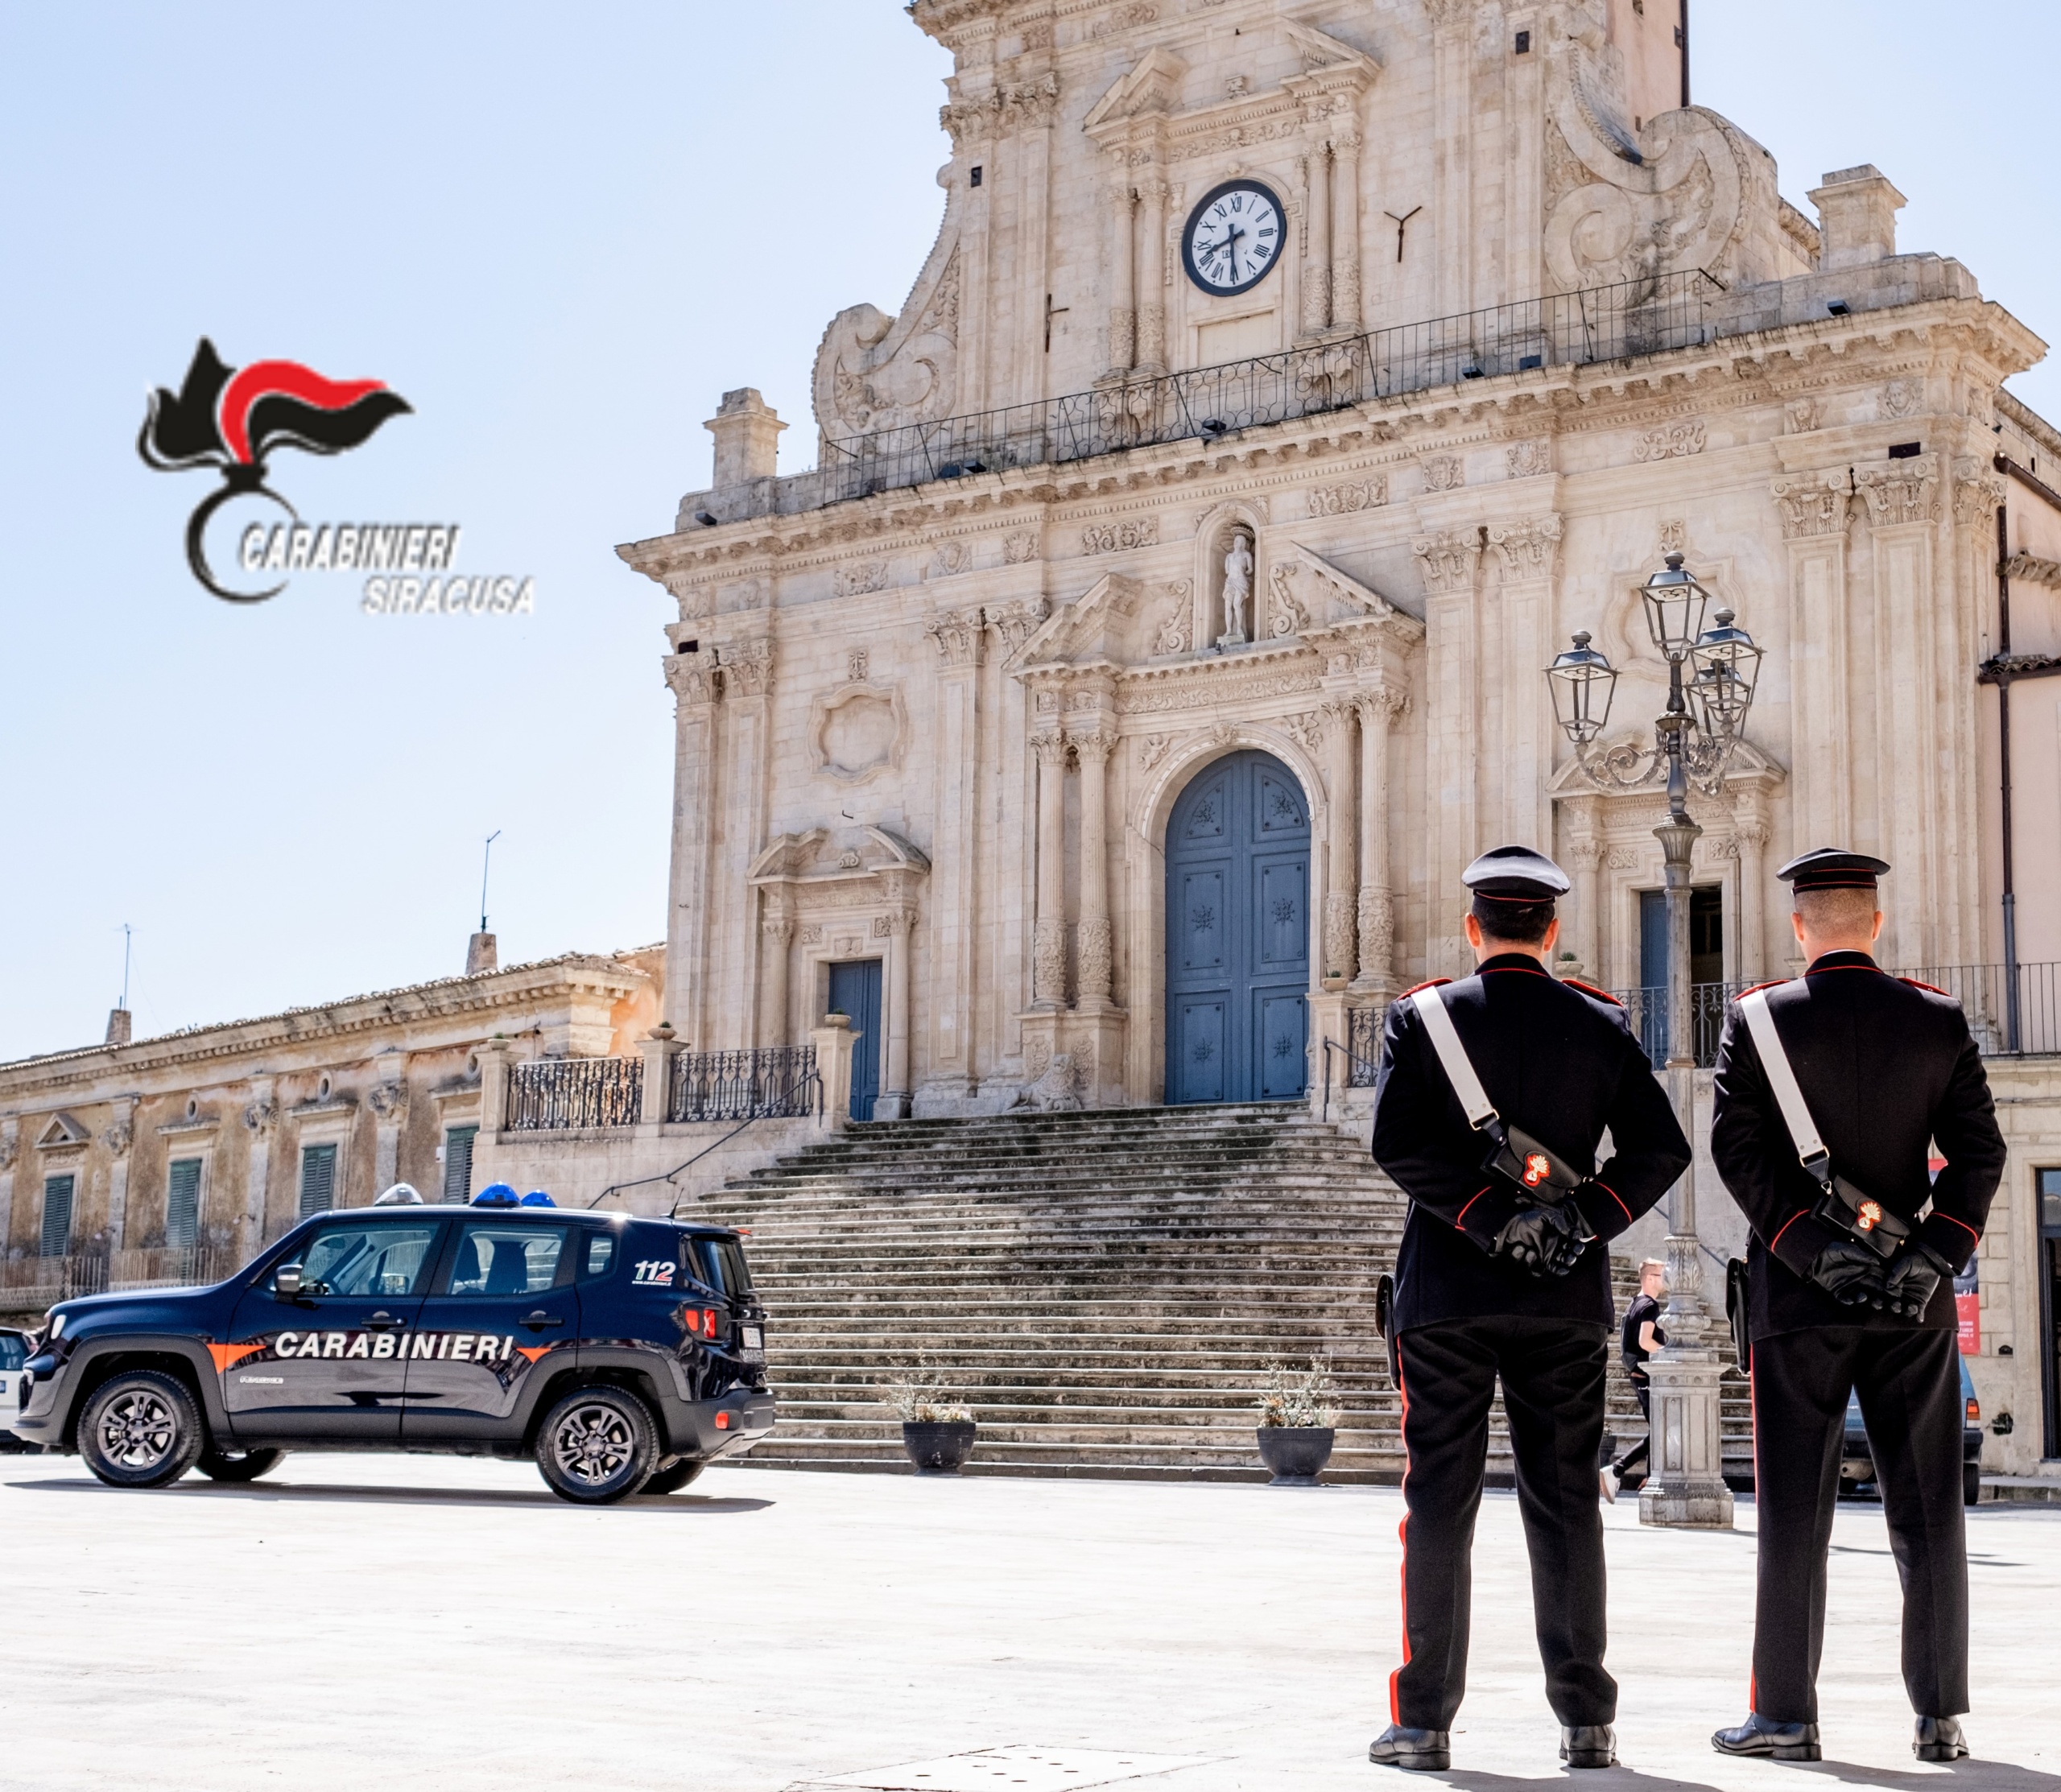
[
  {"x1": 1410, "y1": 986, "x2": 1497, "y2": 1132},
  {"x1": 1739, "y1": 986, "x2": 1829, "y2": 1173}
]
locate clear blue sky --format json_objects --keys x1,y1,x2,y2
[{"x1": 2, "y1": 2, "x2": 2053, "y2": 1063}]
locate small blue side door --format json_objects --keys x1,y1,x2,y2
[{"x1": 828, "y1": 960, "x2": 883, "y2": 1121}]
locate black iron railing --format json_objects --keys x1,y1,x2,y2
[
  {"x1": 1618, "y1": 983, "x2": 1744, "y2": 1071},
  {"x1": 1892, "y1": 963, "x2": 2061, "y2": 1057},
  {"x1": 506, "y1": 1056, "x2": 644, "y2": 1132},
  {"x1": 668, "y1": 1046, "x2": 820, "y2": 1125},
  {"x1": 1346, "y1": 1006, "x2": 1384, "y2": 1088},
  {"x1": 736, "y1": 271, "x2": 1721, "y2": 518}
]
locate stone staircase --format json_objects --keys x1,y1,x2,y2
[{"x1": 697, "y1": 1103, "x2": 1753, "y2": 1484}]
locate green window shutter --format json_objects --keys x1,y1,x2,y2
[
  {"x1": 167, "y1": 1158, "x2": 204, "y2": 1249},
  {"x1": 442, "y1": 1126, "x2": 478, "y2": 1204},
  {"x1": 299, "y1": 1144, "x2": 337, "y2": 1218},
  {"x1": 40, "y1": 1175, "x2": 75, "y2": 1257}
]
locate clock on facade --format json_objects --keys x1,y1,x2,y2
[{"x1": 1181, "y1": 180, "x2": 1286, "y2": 298}]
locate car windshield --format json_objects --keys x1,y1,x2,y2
[
  {"x1": 294, "y1": 1223, "x2": 440, "y2": 1298},
  {"x1": 0, "y1": 1333, "x2": 25, "y2": 1371}
]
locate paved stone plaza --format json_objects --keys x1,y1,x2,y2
[{"x1": 3, "y1": 1456, "x2": 2056, "y2": 1792}]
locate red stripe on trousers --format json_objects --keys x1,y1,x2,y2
[{"x1": 1390, "y1": 1340, "x2": 1412, "y2": 1724}]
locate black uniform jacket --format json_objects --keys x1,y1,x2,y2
[
  {"x1": 1710, "y1": 951, "x2": 2007, "y2": 1341},
  {"x1": 1372, "y1": 955, "x2": 1693, "y2": 1334}
]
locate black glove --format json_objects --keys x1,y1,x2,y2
[
  {"x1": 1494, "y1": 1202, "x2": 1587, "y2": 1278},
  {"x1": 1883, "y1": 1244, "x2": 1953, "y2": 1322},
  {"x1": 1807, "y1": 1238, "x2": 1890, "y2": 1310}
]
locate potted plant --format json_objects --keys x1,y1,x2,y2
[
  {"x1": 1255, "y1": 1357, "x2": 1340, "y2": 1486},
  {"x1": 886, "y1": 1364, "x2": 977, "y2": 1475}
]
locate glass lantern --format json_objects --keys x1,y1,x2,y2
[
  {"x1": 1688, "y1": 608, "x2": 1763, "y2": 739},
  {"x1": 1547, "y1": 631, "x2": 1619, "y2": 745},
  {"x1": 1640, "y1": 552, "x2": 1711, "y2": 659}
]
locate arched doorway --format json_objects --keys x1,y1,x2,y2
[{"x1": 1164, "y1": 749, "x2": 1311, "y2": 1105}]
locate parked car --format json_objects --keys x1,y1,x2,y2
[
  {"x1": 1840, "y1": 1352, "x2": 1984, "y2": 1507},
  {"x1": 0, "y1": 1327, "x2": 33, "y2": 1449},
  {"x1": 13, "y1": 1206, "x2": 774, "y2": 1502}
]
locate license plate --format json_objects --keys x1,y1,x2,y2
[{"x1": 739, "y1": 1326, "x2": 764, "y2": 1358}]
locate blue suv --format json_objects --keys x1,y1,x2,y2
[{"x1": 12, "y1": 1206, "x2": 774, "y2": 1503}]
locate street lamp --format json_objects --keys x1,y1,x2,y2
[{"x1": 1547, "y1": 553, "x2": 1763, "y2": 1531}]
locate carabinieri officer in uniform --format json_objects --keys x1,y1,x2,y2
[
  {"x1": 1369, "y1": 847, "x2": 1691, "y2": 1773},
  {"x1": 1709, "y1": 849, "x2": 2007, "y2": 1764}
]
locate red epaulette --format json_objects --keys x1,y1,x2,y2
[
  {"x1": 1561, "y1": 977, "x2": 1621, "y2": 1007},
  {"x1": 1736, "y1": 979, "x2": 1787, "y2": 1000},
  {"x1": 1400, "y1": 977, "x2": 1452, "y2": 998},
  {"x1": 1901, "y1": 977, "x2": 1957, "y2": 1000}
]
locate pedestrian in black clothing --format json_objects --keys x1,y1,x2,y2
[
  {"x1": 1708, "y1": 849, "x2": 2007, "y2": 1765},
  {"x1": 1368, "y1": 847, "x2": 1692, "y2": 1774},
  {"x1": 1602, "y1": 1258, "x2": 1667, "y2": 1500}
]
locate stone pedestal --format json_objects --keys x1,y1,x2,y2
[
  {"x1": 812, "y1": 1018, "x2": 857, "y2": 1133},
  {"x1": 1638, "y1": 1336, "x2": 1736, "y2": 1530}
]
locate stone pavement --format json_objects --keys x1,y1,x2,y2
[{"x1": 2, "y1": 1455, "x2": 2056, "y2": 1792}]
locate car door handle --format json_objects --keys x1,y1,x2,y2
[
  {"x1": 521, "y1": 1311, "x2": 565, "y2": 1330},
  {"x1": 362, "y1": 1313, "x2": 409, "y2": 1332}
]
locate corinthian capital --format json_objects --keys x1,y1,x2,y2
[{"x1": 1771, "y1": 470, "x2": 1854, "y2": 542}]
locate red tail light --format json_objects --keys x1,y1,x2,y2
[
  {"x1": 682, "y1": 1307, "x2": 722, "y2": 1339},
  {"x1": 1968, "y1": 1397, "x2": 1980, "y2": 1423},
  {"x1": 714, "y1": 1411, "x2": 732, "y2": 1431}
]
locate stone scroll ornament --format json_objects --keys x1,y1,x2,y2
[{"x1": 138, "y1": 339, "x2": 411, "y2": 602}]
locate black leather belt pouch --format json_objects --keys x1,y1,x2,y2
[
  {"x1": 1813, "y1": 1174, "x2": 1910, "y2": 1261},
  {"x1": 1481, "y1": 1121, "x2": 1584, "y2": 1206}
]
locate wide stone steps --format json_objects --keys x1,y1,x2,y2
[{"x1": 702, "y1": 1101, "x2": 1751, "y2": 1484}]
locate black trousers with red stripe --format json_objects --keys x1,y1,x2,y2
[
  {"x1": 1391, "y1": 1317, "x2": 1616, "y2": 1731},
  {"x1": 1749, "y1": 1325, "x2": 1968, "y2": 1724}
]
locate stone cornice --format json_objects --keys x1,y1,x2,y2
[
  {"x1": 620, "y1": 295, "x2": 2043, "y2": 592},
  {"x1": 0, "y1": 953, "x2": 655, "y2": 1097}
]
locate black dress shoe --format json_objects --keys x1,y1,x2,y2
[
  {"x1": 1712, "y1": 1712, "x2": 1822, "y2": 1761},
  {"x1": 1370, "y1": 1724, "x2": 1452, "y2": 1771},
  {"x1": 1561, "y1": 1725, "x2": 1618, "y2": 1769},
  {"x1": 1914, "y1": 1717, "x2": 1968, "y2": 1762}
]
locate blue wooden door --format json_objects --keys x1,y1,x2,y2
[
  {"x1": 1165, "y1": 751, "x2": 1310, "y2": 1105},
  {"x1": 828, "y1": 960, "x2": 883, "y2": 1121}
]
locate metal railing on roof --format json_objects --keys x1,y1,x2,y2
[{"x1": 743, "y1": 270, "x2": 1723, "y2": 518}]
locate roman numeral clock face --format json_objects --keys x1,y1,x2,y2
[{"x1": 1183, "y1": 180, "x2": 1285, "y2": 298}]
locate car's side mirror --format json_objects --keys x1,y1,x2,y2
[{"x1": 274, "y1": 1265, "x2": 304, "y2": 1297}]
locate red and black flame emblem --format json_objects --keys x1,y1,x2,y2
[
  {"x1": 1523, "y1": 1152, "x2": 1551, "y2": 1188},
  {"x1": 138, "y1": 338, "x2": 411, "y2": 601}
]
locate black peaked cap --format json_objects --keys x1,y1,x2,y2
[{"x1": 1777, "y1": 847, "x2": 1892, "y2": 892}]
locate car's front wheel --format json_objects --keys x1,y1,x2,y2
[
  {"x1": 196, "y1": 1445, "x2": 284, "y2": 1484},
  {"x1": 535, "y1": 1388, "x2": 659, "y2": 1504},
  {"x1": 1964, "y1": 1462, "x2": 1982, "y2": 1507},
  {"x1": 78, "y1": 1370, "x2": 206, "y2": 1489}
]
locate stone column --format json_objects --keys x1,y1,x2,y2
[
  {"x1": 925, "y1": 608, "x2": 985, "y2": 1104},
  {"x1": 760, "y1": 905, "x2": 795, "y2": 1049},
  {"x1": 811, "y1": 1016, "x2": 856, "y2": 1134},
  {"x1": 878, "y1": 904, "x2": 918, "y2": 1121},
  {"x1": 368, "y1": 1075, "x2": 407, "y2": 1198},
  {"x1": 0, "y1": 1119, "x2": 17, "y2": 1252},
  {"x1": 1073, "y1": 730, "x2": 1117, "y2": 1008},
  {"x1": 716, "y1": 636, "x2": 776, "y2": 1049},
  {"x1": 663, "y1": 639, "x2": 723, "y2": 1048},
  {"x1": 101, "y1": 1105, "x2": 134, "y2": 1250},
  {"x1": 1415, "y1": 531, "x2": 1484, "y2": 977},
  {"x1": 1771, "y1": 471, "x2": 1857, "y2": 854},
  {"x1": 1032, "y1": 732, "x2": 1071, "y2": 1008},
  {"x1": 1567, "y1": 820, "x2": 1606, "y2": 982},
  {"x1": 1136, "y1": 178, "x2": 1168, "y2": 373},
  {"x1": 1354, "y1": 685, "x2": 1406, "y2": 992},
  {"x1": 1301, "y1": 141, "x2": 1333, "y2": 336},
  {"x1": 1427, "y1": 0, "x2": 1474, "y2": 315},
  {"x1": 1487, "y1": 514, "x2": 1564, "y2": 851},
  {"x1": 638, "y1": 1026, "x2": 685, "y2": 1128},
  {"x1": 1105, "y1": 170, "x2": 1137, "y2": 377},
  {"x1": 241, "y1": 1085, "x2": 276, "y2": 1252},
  {"x1": 1732, "y1": 790, "x2": 1772, "y2": 984},
  {"x1": 1331, "y1": 126, "x2": 1364, "y2": 332},
  {"x1": 1322, "y1": 701, "x2": 1359, "y2": 981}
]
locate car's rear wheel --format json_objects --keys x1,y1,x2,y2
[
  {"x1": 535, "y1": 1387, "x2": 658, "y2": 1504},
  {"x1": 642, "y1": 1458, "x2": 706, "y2": 1496},
  {"x1": 196, "y1": 1445, "x2": 284, "y2": 1484},
  {"x1": 1964, "y1": 1463, "x2": 1982, "y2": 1507},
  {"x1": 78, "y1": 1370, "x2": 205, "y2": 1489}
]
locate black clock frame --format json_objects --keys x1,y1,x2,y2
[{"x1": 1181, "y1": 179, "x2": 1287, "y2": 299}]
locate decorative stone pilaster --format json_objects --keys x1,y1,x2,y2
[
  {"x1": 925, "y1": 608, "x2": 985, "y2": 1105},
  {"x1": 760, "y1": 907, "x2": 796, "y2": 1049},
  {"x1": 715, "y1": 634, "x2": 776, "y2": 1049},
  {"x1": 367, "y1": 1072, "x2": 408, "y2": 1196},
  {"x1": 1566, "y1": 821, "x2": 1606, "y2": 985},
  {"x1": 1105, "y1": 169, "x2": 1137, "y2": 377},
  {"x1": 1135, "y1": 180, "x2": 1168, "y2": 373},
  {"x1": 1320, "y1": 700, "x2": 1358, "y2": 980},
  {"x1": 1731, "y1": 793, "x2": 1773, "y2": 984},
  {"x1": 1300, "y1": 140, "x2": 1333, "y2": 336},
  {"x1": 1330, "y1": 127, "x2": 1364, "y2": 330},
  {"x1": 101, "y1": 1104, "x2": 134, "y2": 1249},
  {"x1": 663, "y1": 644, "x2": 723, "y2": 1050},
  {"x1": 1353, "y1": 684, "x2": 1406, "y2": 993},
  {"x1": 0, "y1": 1118, "x2": 16, "y2": 1253},
  {"x1": 1771, "y1": 469, "x2": 1857, "y2": 859},
  {"x1": 240, "y1": 1084, "x2": 277, "y2": 1252},
  {"x1": 876, "y1": 903, "x2": 918, "y2": 1121},
  {"x1": 1072, "y1": 729, "x2": 1118, "y2": 1007},
  {"x1": 1031, "y1": 732, "x2": 1071, "y2": 1008}
]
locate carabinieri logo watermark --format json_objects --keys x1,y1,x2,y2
[{"x1": 139, "y1": 339, "x2": 535, "y2": 614}]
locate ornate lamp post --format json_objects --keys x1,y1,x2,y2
[{"x1": 1547, "y1": 553, "x2": 1764, "y2": 1530}]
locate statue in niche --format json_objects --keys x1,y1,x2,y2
[{"x1": 1217, "y1": 530, "x2": 1254, "y2": 648}]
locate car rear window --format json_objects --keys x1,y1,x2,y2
[
  {"x1": 580, "y1": 1231, "x2": 617, "y2": 1281},
  {"x1": 692, "y1": 1236, "x2": 754, "y2": 1299},
  {"x1": 0, "y1": 1335, "x2": 24, "y2": 1371}
]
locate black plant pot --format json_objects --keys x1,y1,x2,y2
[
  {"x1": 902, "y1": 1420, "x2": 977, "y2": 1475},
  {"x1": 1257, "y1": 1426, "x2": 1335, "y2": 1486}
]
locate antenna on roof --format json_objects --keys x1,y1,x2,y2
[
  {"x1": 120, "y1": 923, "x2": 133, "y2": 1010},
  {"x1": 480, "y1": 832, "x2": 502, "y2": 934}
]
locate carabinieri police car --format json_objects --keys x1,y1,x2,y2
[{"x1": 10, "y1": 1204, "x2": 774, "y2": 1502}]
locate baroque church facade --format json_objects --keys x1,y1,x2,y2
[{"x1": 620, "y1": 0, "x2": 2061, "y2": 1125}]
